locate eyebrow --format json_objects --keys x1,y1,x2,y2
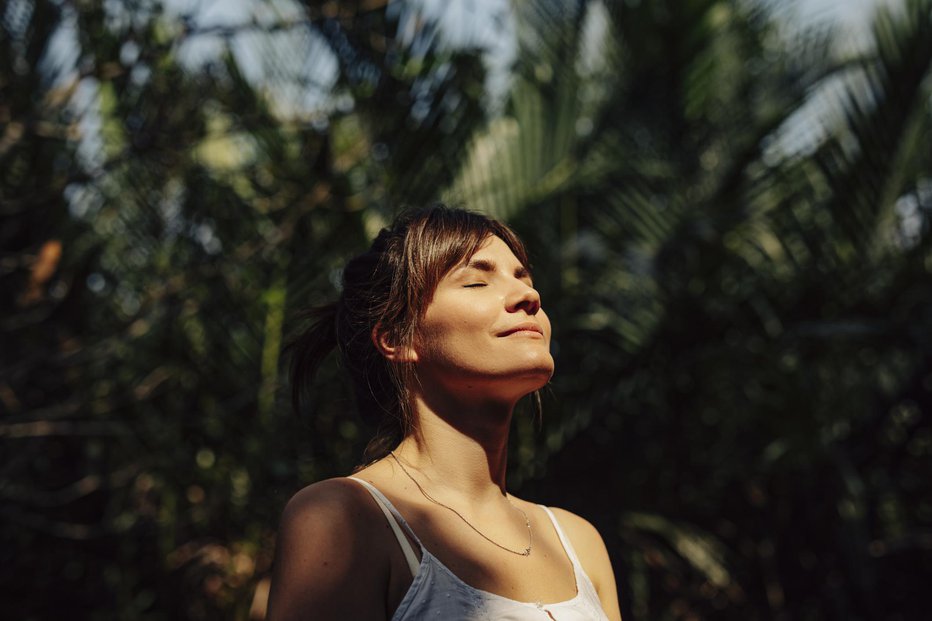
[{"x1": 461, "y1": 258, "x2": 531, "y2": 280}]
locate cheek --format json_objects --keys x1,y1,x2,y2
[
  {"x1": 415, "y1": 316, "x2": 473, "y2": 361},
  {"x1": 417, "y1": 304, "x2": 495, "y2": 359}
]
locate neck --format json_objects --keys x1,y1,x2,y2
[{"x1": 393, "y1": 389, "x2": 517, "y2": 503}]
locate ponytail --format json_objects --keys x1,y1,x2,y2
[{"x1": 286, "y1": 302, "x2": 338, "y2": 420}]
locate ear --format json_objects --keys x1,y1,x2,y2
[{"x1": 371, "y1": 324, "x2": 419, "y2": 363}]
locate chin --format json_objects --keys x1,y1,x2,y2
[
  {"x1": 513, "y1": 362, "x2": 555, "y2": 391},
  {"x1": 523, "y1": 352, "x2": 555, "y2": 379},
  {"x1": 469, "y1": 362, "x2": 552, "y2": 401}
]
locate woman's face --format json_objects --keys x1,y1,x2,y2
[{"x1": 411, "y1": 235, "x2": 554, "y2": 400}]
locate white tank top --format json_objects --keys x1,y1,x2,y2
[{"x1": 348, "y1": 477, "x2": 611, "y2": 621}]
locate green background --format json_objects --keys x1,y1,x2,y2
[{"x1": 2, "y1": 0, "x2": 931, "y2": 619}]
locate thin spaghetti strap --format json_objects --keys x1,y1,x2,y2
[
  {"x1": 347, "y1": 477, "x2": 422, "y2": 577},
  {"x1": 540, "y1": 505, "x2": 583, "y2": 568}
]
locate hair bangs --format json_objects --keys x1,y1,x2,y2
[{"x1": 403, "y1": 210, "x2": 531, "y2": 320}]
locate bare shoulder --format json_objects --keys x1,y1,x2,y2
[
  {"x1": 267, "y1": 478, "x2": 389, "y2": 621},
  {"x1": 279, "y1": 477, "x2": 375, "y2": 531},
  {"x1": 274, "y1": 477, "x2": 387, "y2": 576},
  {"x1": 548, "y1": 506, "x2": 623, "y2": 621},
  {"x1": 548, "y1": 506, "x2": 605, "y2": 551}
]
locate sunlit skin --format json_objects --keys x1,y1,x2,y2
[
  {"x1": 266, "y1": 236, "x2": 622, "y2": 621},
  {"x1": 405, "y1": 234, "x2": 555, "y2": 417},
  {"x1": 378, "y1": 235, "x2": 556, "y2": 511}
]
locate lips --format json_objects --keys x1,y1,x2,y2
[{"x1": 497, "y1": 322, "x2": 544, "y2": 337}]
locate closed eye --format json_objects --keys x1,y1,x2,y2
[{"x1": 463, "y1": 283, "x2": 487, "y2": 288}]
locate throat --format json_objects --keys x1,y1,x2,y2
[{"x1": 389, "y1": 451, "x2": 533, "y2": 557}]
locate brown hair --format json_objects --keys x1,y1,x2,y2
[{"x1": 287, "y1": 204, "x2": 536, "y2": 464}]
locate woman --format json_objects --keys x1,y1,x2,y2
[{"x1": 267, "y1": 205, "x2": 622, "y2": 621}]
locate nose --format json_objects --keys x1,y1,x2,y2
[{"x1": 506, "y1": 281, "x2": 541, "y2": 315}]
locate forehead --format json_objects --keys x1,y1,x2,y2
[
  {"x1": 441, "y1": 236, "x2": 531, "y2": 283},
  {"x1": 466, "y1": 236, "x2": 523, "y2": 264}
]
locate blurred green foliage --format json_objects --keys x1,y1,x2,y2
[{"x1": 2, "y1": 0, "x2": 931, "y2": 619}]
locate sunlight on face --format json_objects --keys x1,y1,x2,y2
[{"x1": 413, "y1": 236, "x2": 554, "y2": 400}]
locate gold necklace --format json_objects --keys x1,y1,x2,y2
[{"x1": 389, "y1": 452, "x2": 533, "y2": 557}]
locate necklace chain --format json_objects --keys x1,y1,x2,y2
[{"x1": 389, "y1": 452, "x2": 533, "y2": 557}]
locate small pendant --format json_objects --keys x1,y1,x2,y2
[{"x1": 523, "y1": 547, "x2": 531, "y2": 556}]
